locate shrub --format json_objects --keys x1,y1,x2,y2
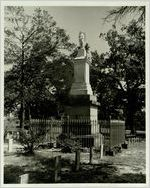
[
  {"x1": 57, "y1": 133, "x2": 81, "y2": 153},
  {"x1": 18, "y1": 123, "x2": 47, "y2": 154}
]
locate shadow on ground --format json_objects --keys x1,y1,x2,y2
[
  {"x1": 61, "y1": 163, "x2": 146, "y2": 183},
  {"x1": 4, "y1": 154, "x2": 146, "y2": 184}
]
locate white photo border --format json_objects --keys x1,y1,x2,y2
[{"x1": 0, "y1": 0, "x2": 149, "y2": 187}]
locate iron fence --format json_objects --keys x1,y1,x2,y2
[
  {"x1": 28, "y1": 118, "x2": 125, "y2": 149},
  {"x1": 4, "y1": 117, "x2": 126, "y2": 150}
]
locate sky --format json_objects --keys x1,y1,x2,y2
[
  {"x1": 23, "y1": 6, "x2": 133, "y2": 54},
  {"x1": 4, "y1": 6, "x2": 137, "y2": 71}
]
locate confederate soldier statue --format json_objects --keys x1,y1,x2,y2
[{"x1": 77, "y1": 32, "x2": 92, "y2": 63}]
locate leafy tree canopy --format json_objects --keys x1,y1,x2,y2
[
  {"x1": 4, "y1": 6, "x2": 74, "y2": 119},
  {"x1": 91, "y1": 20, "x2": 145, "y2": 132}
]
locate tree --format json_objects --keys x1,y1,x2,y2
[
  {"x1": 91, "y1": 20, "x2": 145, "y2": 133},
  {"x1": 91, "y1": 51, "x2": 122, "y2": 120},
  {"x1": 104, "y1": 6, "x2": 145, "y2": 24},
  {"x1": 4, "y1": 7, "x2": 74, "y2": 125},
  {"x1": 18, "y1": 122, "x2": 47, "y2": 154}
]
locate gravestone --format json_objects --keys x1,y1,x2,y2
[
  {"x1": 8, "y1": 138, "x2": 13, "y2": 152},
  {"x1": 89, "y1": 147, "x2": 93, "y2": 164},
  {"x1": 75, "y1": 150, "x2": 80, "y2": 171},
  {"x1": 54, "y1": 156, "x2": 61, "y2": 182},
  {"x1": 19, "y1": 173, "x2": 29, "y2": 184},
  {"x1": 64, "y1": 32, "x2": 101, "y2": 147},
  {"x1": 100, "y1": 135, "x2": 104, "y2": 158}
]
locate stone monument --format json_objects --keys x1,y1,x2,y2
[
  {"x1": 64, "y1": 32, "x2": 101, "y2": 147},
  {"x1": 70, "y1": 32, "x2": 93, "y2": 96}
]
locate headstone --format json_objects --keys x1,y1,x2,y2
[
  {"x1": 54, "y1": 156, "x2": 61, "y2": 182},
  {"x1": 8, "y1": 138, "x2": 13, "y2": 152},
  {"x1": 89, "y1": 147, "x2": 93, "y2": 164},
  {"x1": 75, "y1": 150, "x2": 80, "y2": 171},
  {"x1": 100, "y1": 135, "x2": 104, "y2": 158},
  {"x1": 53, "y1": 141, "x2": 57, "y2": 148},
  {"x1": 6, "y1": 132, "x2": 10, "y2": 139},
  {"x1": 19, "y1": 173, "x2": 29, "y2": 184},
  {"x1": 16, "y1": 131, "x2": 20, "y2": 139},
  {"x1": 100, "y1": 144, "x2": 104, "y2": 158}
]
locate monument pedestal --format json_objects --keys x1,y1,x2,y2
[
  {"x1": 70, "y1": 56, "x2": 93, "y2": 95},
  {"x1": 64, "y1": 95, "x2": 101, "y2": 147},
  {"x1": 65, "y1": 95, "x2": 99, "y2": 121}
]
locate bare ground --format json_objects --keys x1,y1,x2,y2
[{"x1": 4, "y1": 141, "x2": 146, "y2": 183}]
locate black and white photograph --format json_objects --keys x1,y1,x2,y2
[{"x1": 0, "y1": 0, "x2": 149, "y2": 186}]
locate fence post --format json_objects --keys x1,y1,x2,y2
[
  {"x1": 100, "y1": 143, "x2": 104, "y2": 158},
  {"x1": 8, "y1": 138, "x2": 13, "y2": 153},
  {"x1": 100, "y1": 135, "x2": 104, "y2": 158},
  {"x1": 128, "y1": 137, "x2": 131, "y2": 145},
  {"x1": 75, "y1": 149, "x2": 80, "y2": 171},
  {"x1": 54, "y1": 155, "x2": 61, "y2": 182},
  {"x1": 19, "y1": 173, "x2": 29, "y2": 184},
  {"x1": 133, "y1": 137, "x2": 135, "y2": 144},
  {"x1": 89, "y1": 147, "x2": 93, "y2": 164}
]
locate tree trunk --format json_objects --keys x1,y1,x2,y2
[
  {"x1": 20, "y1": 99, "x2": 25, "y2": 128},
  {"x1": 29, "y1": 143, "x2": 34, "y2": 154},
  {"x1": 125, "y1": 108, "x2": 135, "y2": 134},
  {"x1": 125, "y1": 89, "x2": 137, "y2": 135},
  {"x1": 20, "y1": 39, "x2": 25, "y2": 128}
]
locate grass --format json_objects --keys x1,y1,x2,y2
[
  {"x1": 4, "y1": 162, "x2": 146, "y2": 183},
  {"x1": 4, "y1": 165, "x2": 24, "y2": 183},
  {"x1": 4, "y1": 141, "x2": 146, "y2": 183},
  {"x1": 61, "y1": 164, "x2": 146, "y2": 183}
]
